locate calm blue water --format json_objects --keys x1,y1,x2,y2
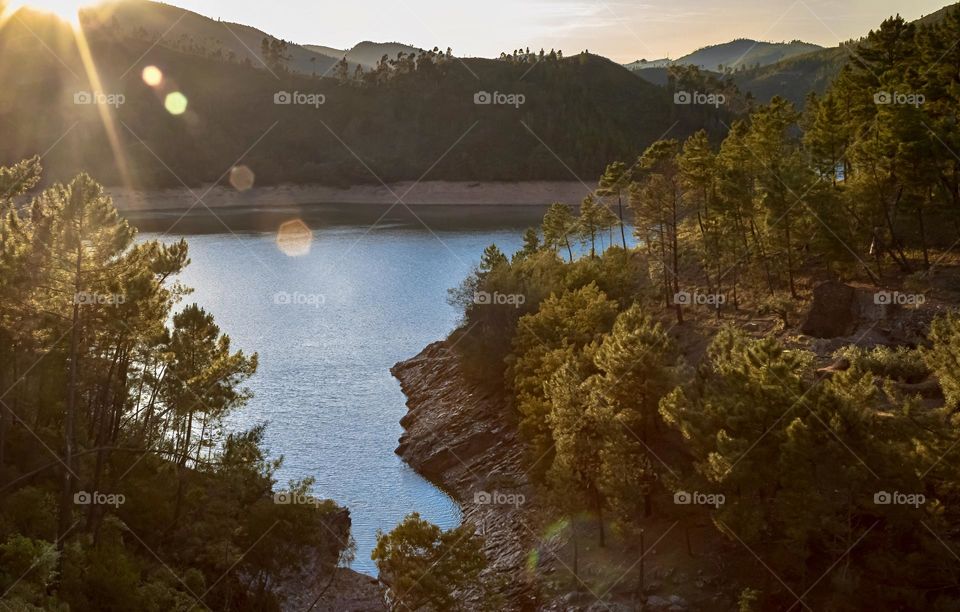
[{"x1": 137, "y1": 204, "x2": 541, "y2": 575}]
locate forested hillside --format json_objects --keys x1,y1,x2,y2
[
  {"x1": 0, "y1": 160, "x2": 355, "y2": 610},
  {"x1": 428, "y1": 7, "x2": 960, "y2": 609},
  {"x1": 0, "y1": 8, "x2": 728, "y2": 190},
  {"x1": 730, "y1": 4, "x2": 959, "y2": 105},
  {"x1": 626, "y1": 39, "x2": 823, "y2": 72}
]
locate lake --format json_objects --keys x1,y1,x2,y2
[{"x1": 135, "y1": 203, "x2": 547, "y2": 575}]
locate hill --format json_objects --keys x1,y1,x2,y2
[
  {"x1": 631, "y1": 3, "x2": 960, "y2": 107},
  {"x1": 305, "y1": 41, "x2": 424, "y2": 69},
  {"x1": 916, "y1": 2, "x2": 960, "y2": 26},
  {"x1": 679, "y1": 39, "x2": 823, "y2": 71},
  {"x1": 729, "y1": 3, "x2": 960, "y2": 105},
  {"x1": 0, "y1": 9, "x2": 730, "y2": 190},
  {"x1": 626, "y1": 39, "x2": 822, "y2": 72},
  {"x1": 83, "y1": 0, "x2": 343, "y2": 77},
  {"x1": 730, "y1": 45, "x2": 848, "y2": 105},
  {"x1": 623, "y1": 58, "x2": 672, "y2": 70}
]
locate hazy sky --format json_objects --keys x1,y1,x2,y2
[{"x1": 162, "y1": 0, "x2": 950, "y2": 62}]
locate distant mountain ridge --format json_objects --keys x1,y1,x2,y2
[
  {"x1": 82, "y1": 1, "x2": 420, "y2": 77},
  {"x1": 305, "y1": 41, "x2": 424, "y2": 69},
  {"x1": 630, "y1": 3, "x2": 960, "y2": 106},
  {"x1": 729, "y1": 2, "x2": 960, "y2": 105},
  {"x1": 83, "y1": 0, "x2": 344, "y2": 75},
  {"x1": 625, "y1": 39, "x2": 823, "y2": 72}
]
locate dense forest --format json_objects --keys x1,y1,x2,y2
[
  {"x1": 442, "y1": 7, "x2": 960, "y2": 609},
  {"x1": 0, "y1": 8, "x2": 729, "y2": 190}
]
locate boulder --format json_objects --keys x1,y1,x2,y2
[{"x1": 801, "y1": 281, "x2": 859, "y2": 338}]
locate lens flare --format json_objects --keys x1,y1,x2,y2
[
  {"x1": 141, "y1": 65, "x2": 163, "y2": 87},
  {"x1": 229, "y1": 165, "x2": 255, "y2": 192},
  {"x1": 276, "y1": 220, "x2": 312, "y2": 257},
  {"x1": 164, "y1": 91, "x2": 188, "y2": 115},
  {"x1": 7, "y1": 1, "x2": 88, "y2": 25}
]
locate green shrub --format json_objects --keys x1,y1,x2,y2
[{"x1": 835, "y1": 345, "x2": 930, "y2": 384}]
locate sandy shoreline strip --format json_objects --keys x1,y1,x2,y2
[{"x1": 108, "y1": 181, "x2": 593, "y2": 211}]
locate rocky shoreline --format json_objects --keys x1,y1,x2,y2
[
  {"x1": 391, "y1": 341, "x2": 544, "y2": 608},
  {"x1": 384, "y1": 282, "x2": 946, "y2": 611}
]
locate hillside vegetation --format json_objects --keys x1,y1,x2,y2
[
  {"x1": 626, "y1": 39, "x2": 823, "y2": 72},
  {"x1": 0, "y1": 161, "x2": 354, "y2": 611},
  {"x1": 0, "y1": 10, "x2": 729, "y2": 189},
  {"x1": 630, "y1": 4, "x2": 960, "y2": 107},
  {"x1": 434, "y1": 7, "x2": 960, "y2": 609},
  {"x1": 86, "y1": 0, "x2": 343, "y2": 76},
  {"x1": 305, "y1": 42, "x2": 424, "y2": 69}
]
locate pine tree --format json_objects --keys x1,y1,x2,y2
[
  {"x1": 577, "y1": 194, "x2": 617, "y2": 259},
  {"x1": 631, "y1": 140, "x2": 684, "y2": 321},
  {"x1": 919, "y1": 7, "x2": 960, "y2": 223},
  {"x1": 593, "y1": 304, "x2": 679, "y2": 442},
  {"x1": 479, "y1": 243, "x2": 508, "y2": 276},
  {"x1": 923, "y1": 311, "x2": 960, "y2": 412},
  {"x1": 372, "y1": 513, "x2": 486, "y2": 611},
  {"x1": 597, "y1": 161, "x2": 631, "y2": 249},
  {"x1": 541, "y1": 202, "x2": 576, "y2": 262},
  {"x1": 592, "y1": 304, "x2": 680, "y2": 525},
  {"x1": 508, "y1": 283, "x2": 618, "y2": 476},
  {"x1": 546, "y1": 357, "x2": 607, "y2": 546},
  {"x1": 679, "y1": 130, "x2": 723, "y2": 302},
  {"x1": 715, "y1": 120, "x2": 764, "y2": 302},
  {"x1": 745, "y1": 97, "x2": 809, "y2": 298}
]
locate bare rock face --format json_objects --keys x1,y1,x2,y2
[
  {"x1": 391, "y1": 341, "x2": 540, "y2": 609},
  {"x1": 305, "y1": 569, "x2": 388, "y2": 611},
  {"x1": 802, "y1": 280, "x2": 940, "y2": 350},
  {"x1": 274, "y1": 508, "x2": 388, "y2": 611},
  {"x1": 801, "y1": 281, "x2": 859, "y2": 338}
]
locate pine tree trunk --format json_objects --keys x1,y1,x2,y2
[
  {"x1": 58, "y1": 242, "x2": 83, "y2": 550},
  {"x1": 618, "y1": 193, "x2": 627, "y2": 250},
  {"x1": 672, "y1": 196, "x2": 683, "y2": 324},
  {"x1": 918, "y1": 192, "x2": 930, "y2": 270},
  {"x1": 596, "y1": 490, "x2": 605, "y2": 548},
  {"x1": 572, "y1": 521, "x2": 581, "y2": 589},
  {"x1": 784, "y1": 212, "x2": 797, "y2": 299},
  {"x1": 659, "y1": 224, "x2": 669, "y2": 310}
]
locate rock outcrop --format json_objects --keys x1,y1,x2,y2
[
  {"x1": 305, "y1": 569, "x2": 388, "y2": 611},
  {"x1": 801, "y1": 280, "x2": 938, "y2": 348},
  {"x1": 276, "y1": 507, "x2": 388, "y2": 611},
  {"x1": 800, "y1": 280, "x2": 859, "y2": 338},
  {"x1": 392, "y1": 341, "x2": 540, "y2": 608}
]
